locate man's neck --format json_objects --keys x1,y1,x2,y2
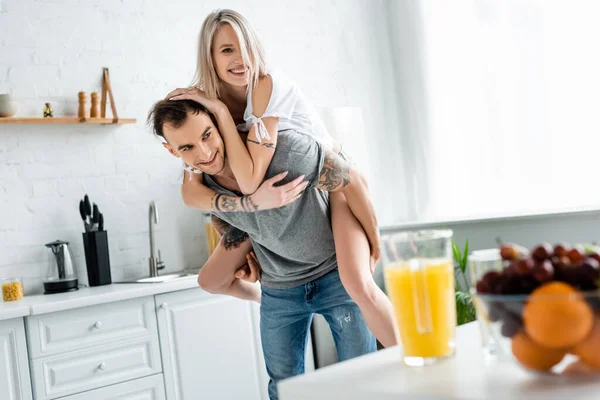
[{"x1": 212, "y1": 162, "x2": 241, "y2": 194}]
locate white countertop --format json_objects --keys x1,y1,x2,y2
[
  {"x1": 279, "y1": 323, "x2": 600, "y2": 400},
  {"x1": 0, "y1": 274, "x2": 200, "y2": 319},
  {"x1": 0, "y1": 301, "x2": 31, "y2": 321}
]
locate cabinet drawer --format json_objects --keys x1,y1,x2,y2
[
  {"x1": 26, "y1": 296, "x2": 157, "y2": 358},
  {"x1": 31, "y1": 334, "x2": 162, "y2": 400},
  {"x1": 58, "y1": 374, "x2": 166, "y2": 400}
]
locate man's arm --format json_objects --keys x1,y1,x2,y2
[
  {"x1": 182, "y1": 170, "x2": 306, "y2": 212},
  {"x1": 315, "y1": 149, "x2": 380, "y2": 261},
  {"x1": 197, "y1": 224, "x2": 261, "y2": 303}
]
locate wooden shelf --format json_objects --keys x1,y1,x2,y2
[{"x1": 0, "y1": 117, "x2": 136, "y2": 125}]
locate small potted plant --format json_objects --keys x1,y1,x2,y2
[{"x1": 453, "y1": 239, "x2": 477, "y2": 325}]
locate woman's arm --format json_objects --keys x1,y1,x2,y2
[
  {"x1": 315, "y1": 150, "x2": 381, "y2": 262},
  {"x1": 213, "y1": 76, "x2": 279, "y2": 194}
]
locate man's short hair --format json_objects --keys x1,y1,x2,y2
[{"x1": 147, "y1": 99, "x2": 219, "y2": 140}]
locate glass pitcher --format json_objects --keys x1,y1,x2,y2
[{"x1": 381, "y1": 229, "x2": 457, "y2": 366}]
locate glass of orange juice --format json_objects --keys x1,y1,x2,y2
[{"x1": 382, "y1": 229, "x2": 457, "y2": 366}]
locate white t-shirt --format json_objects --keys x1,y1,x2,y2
[{"x1": 236, "y1": 68, "x2": 335, "y2": 150}]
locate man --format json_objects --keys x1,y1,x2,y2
[{"x1": 148, "y1": 99, "x2": 377, "y2": 400}]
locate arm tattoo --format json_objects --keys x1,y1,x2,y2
[
  {"x1": 220, "y1": 197, "x2": 238, "y2": 212},
  {"x1": 318, "y1": 151, "x2": 351, "y2": 191},
  {"x1": 210, "y1": 215, "x2": 230, "y2": 237},
  {"x1": 241, "y1": 195, "x2": 260, "y2": 212},
  {"x1": 221, "y1": 226, "x2": 250, "y2": 250},
  {"x1": 247, "y1": 138, "x2": 276, "y2": 150},
  {"x1": 213, "y1": 193, "x2": 241, "y2": 212}
]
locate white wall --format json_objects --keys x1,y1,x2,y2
[{"x1": 0, "y1": 0, "x2": 400, "y2": 294}]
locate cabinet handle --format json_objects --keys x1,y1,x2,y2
[
  {"x1": 98, "y1": 362, "x2": 106, "y2": 370},
  {"x1": 94, "y1": 321, "x2": 102, "y2": 329},
  {"x1": 160, "y1": 302, "x2": 168, "y2": 309}
]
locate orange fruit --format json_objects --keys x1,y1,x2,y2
[
  {"x1": 511, "y1": 330, "x2": 565, "y2": 371},
  {"x1": 572, "y1": 317, "x2": 600, "y2": 370},
  {"x1": 523, "y1": 282, "x2": 594, "y2": 349}
]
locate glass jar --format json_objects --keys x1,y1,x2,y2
[
  {"x1": 381, "y1": 229, "x2": 457, "y2": 366},
  {"x1": 1, "y1": 277, "x2": 24, "y2": 302}
]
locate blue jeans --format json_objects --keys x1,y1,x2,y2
[{"x1": 260, "y1": 268, "x2": 377, "y2": 400}]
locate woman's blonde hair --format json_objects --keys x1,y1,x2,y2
[{"x1": 191, "y1": 9, "x2": 267, "y2": 99}]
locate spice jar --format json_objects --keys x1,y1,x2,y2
[{"x1": 1, "y1": 277, "x2": 24, "y2": 302}]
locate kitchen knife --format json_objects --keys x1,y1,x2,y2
[
  {"x1": 84, "y1": 194, "x2": 92, "y2": 220},
  {"x1": 98, "y1": 213, "x2": 104, "y2": 231},
  {"x1": 92, "y1": 204, "x2": 99, "y2": 231},
  {"x1": 79, "y1": 199, "x2": 90, "y2": 232}
]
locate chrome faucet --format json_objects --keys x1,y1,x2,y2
[{"x1": 148, "y1": 201, "x2": 165, "y2": 277}]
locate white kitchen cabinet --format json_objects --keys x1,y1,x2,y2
[
  {"x1": 156, "y1": 288, "x2": 265, "y2": 400},
  {"x1": 58, "y1": 374, "x2": 166, "y2": 400},
  {"x1": 30, "y1": 334, "x2": 162, "y2": 399},
  {"x1": 0, "y1": 318, "x2": 33, "y2": 400},
  {"x1": 26, "y1": 296, "x2": 157, "y2": 358}
]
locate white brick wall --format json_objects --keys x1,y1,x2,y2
[{"x1": 0, "y1": 0, "x2": 404, "y2": 295}]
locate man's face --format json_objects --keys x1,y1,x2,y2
[{"x1": 162, "y1": 111, "x2": 226, "y2": 176}]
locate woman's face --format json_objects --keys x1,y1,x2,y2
[{"x1": 212, "y1": 23, "x2": 250, "y2": 88}]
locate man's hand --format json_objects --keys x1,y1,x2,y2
[{"x1": 234, "y1": 251, "x2": 261, "y2": 283}]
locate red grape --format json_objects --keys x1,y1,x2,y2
[
  {"x1": 500, "y1": 244, "x2": 519, "y2": 261},
  {"x1": 553, "y1": 243, "x2": 571, "y2": 258},
  {"x1": 482, "y1": 271, "x2": 502, "y2": 289},
  {"x1": 476, "y1": 280, "x2": 490, "y2": 294},
  {"x1": 531, "y1": 243, "x2": 553, "y2": 261},
  {"x1": 514, "y1": 258, "x2": 534, "y2": 275},
  {"x1": 532, "y1": 260, "x2": 554, "y2": 283},
  {"x1": 567, "y1": 246, "x2": 584, "y2": 264}
]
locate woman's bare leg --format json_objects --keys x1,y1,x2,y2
[{"x1": 330, "y1": 191, "x2": 397, "y2": 347}]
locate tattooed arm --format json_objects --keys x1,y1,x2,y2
[
  {"x1": 197, "y1": 224, "x2": 261, "y2": 303},
  {"x1": 315, "y1": 149, "x2": 381, "y2": 262},
  {"x1": 181, "y1": 170, "x2": 257, "y2": 212},
  {"x1": 181, "y1": 169, "x2": 306, "y2": 212}
]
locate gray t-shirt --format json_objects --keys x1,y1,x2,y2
[{"x1": 203, "y1": 130, "x2": 338, "y2": 289}]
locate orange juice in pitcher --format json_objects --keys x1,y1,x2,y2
[{"x1": 382, "y1": 230, "x2": 457, "y2": 366}]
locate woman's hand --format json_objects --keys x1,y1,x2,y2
[
  {"x1": 166, "y1": 87, "x2": 225, "y2": 114},
  {"x1": 245, "y1": 171, "x2": 309, "y2": 211}
]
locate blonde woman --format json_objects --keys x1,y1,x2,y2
[{"x1": 167, "y1": 9, "x2": 395, "y2": 346}]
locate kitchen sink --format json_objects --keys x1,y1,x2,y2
[{"x1": 116, "y1": 271, "x2": 197, "y2": 284}]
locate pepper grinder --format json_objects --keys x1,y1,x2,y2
[
  {"x1": 90, "y1": 92, "x2": 100, "y2": 118},
  {"x1": 78, "y1": 91, "x2": 89, "y2": 119},
  {"x1": 43, "y1": 103, "x2": 53, "y2": 118}
]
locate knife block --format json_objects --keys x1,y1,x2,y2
[{"x1": 82, "y1": 230, "x2": 112, "y2": 286}]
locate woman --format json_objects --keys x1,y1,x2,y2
[{"x1": 166, "y1": 9, "x2": 396, "y2": 347}]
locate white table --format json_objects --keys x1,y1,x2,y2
[{"x1": 279, "y1": 322, "x2": 600, "y2": 400}]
